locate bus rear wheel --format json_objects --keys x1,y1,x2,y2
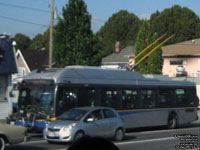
[{"x1": 168, "y1": 114, "x2": 177, "y2": 129}]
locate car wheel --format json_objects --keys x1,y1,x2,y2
[
  {"x1": 168, "y1": 114, "x2": 177, "y2": 129},
  {"x1": 114, "y1": 128, "x2": 124, "y2": 141},
  {"x1": 0, "y1": 136, "x2": 6, "y2": 150},
  {"x1": 74, "y1": 131, "x2": 84, "y2": 142}
]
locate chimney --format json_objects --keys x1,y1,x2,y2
[
  {"x1": 192, "y1": 40, "x2": 195, "y2": 44},
  {"x1": 115, "y1": 41, "x2": 120, "y2": 53}
]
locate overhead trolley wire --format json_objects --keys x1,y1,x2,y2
[
  {"x1": 0, "y1": 2, "x2": 50, "y2": 13},
  {"x1": 0, "y1": 15, "x2": 48, "y2": 27}
]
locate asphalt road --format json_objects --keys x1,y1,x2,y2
[{"x1": 7, "y1": 120, "x2": 200, "y2": 150}]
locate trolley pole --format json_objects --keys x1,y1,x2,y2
[{"x1": 49, "y1": 0, "x2": 54, "y2": 69}]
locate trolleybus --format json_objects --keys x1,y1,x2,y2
[{"x1": 10, "y1": 66, "x2": 199, "y2": 131}]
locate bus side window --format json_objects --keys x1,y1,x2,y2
[
  {"x1": 121, "y1": 89, "x2": 138, "y2": 109},
  {"x1": 88, "y1": 89, "x2": 100, "y2": 106},
  {"x1": 77, "y1": 88, "x2": 99, "y2": 107},
  {"x1": 140, "y1": 89, "x2": 156, "y2": 108},
  {"x1": 158, "y1": 89, "x2": 171, "y2": 108},
  {"x1": 101, "y1": 89, "x2": 120, "y2": 110},
  {"x1": 185, "y1": 88, "x2": 198, "y2": 107},
  {"x1": 175, "y1": 89, "x2": 186, "y2": 107}
]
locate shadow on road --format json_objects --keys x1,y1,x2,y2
[
  {"x1": 124, "y1": 135, "x2": 137, "y2": 141},
  {"x1": 6, "y1": 145, "x2": 48, "y2": 150}
]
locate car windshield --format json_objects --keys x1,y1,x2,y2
[{"x1": 58, "y1": 109, "x2": 88, "y2": 121}]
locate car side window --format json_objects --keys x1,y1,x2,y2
[
  {"x1": 86, "y1": 109, "x2": 103, "y2": 121},
  {"x1": 103, "y1": 109, "x2": 117, "y2": 118}
]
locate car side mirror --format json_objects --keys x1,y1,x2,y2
[{"x1": 86, "y1": 118, "x2": 94, "y2": 122}]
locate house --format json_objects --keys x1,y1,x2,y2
[
  {"x1": 12, "y1": 49, "x2": 31, "y2": 83},
  {"x1": 101, "y1": 46, "x2": 135, "y2": 69},
  {"x1": 0, "y1": 34, "x2": 18, "y2": 119},
  {"x1": 13, "y1": 49, "x2": 49, "y2": 83},
  {"x1": 101, "y1": 38, "x2": 200, "y2": 77},
  {"x1": 162, "y1": 38, "x2": 200, "y2": 77},
  {"x1": 20, "y1": 49, "x2": 49, "y2": 71}
]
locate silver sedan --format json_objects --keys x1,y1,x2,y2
[
  {"x1": 43, "y1": 106, "x2": 125, "y2": 143},
  {"x1": 0, "y1": 123, "x2": 27, "y2": 150}
]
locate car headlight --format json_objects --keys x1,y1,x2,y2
[
  {"x1": 60, "y1": 123, "x2": 77, "y2": 136},
  {"x1": 60, "y1": 127, "x2": 70, "y2": 136}
]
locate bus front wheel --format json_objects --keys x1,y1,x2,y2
[{"x1": 168, "y1": 114, "x2": 177, "y2": 129}]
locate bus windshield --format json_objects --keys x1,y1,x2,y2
[{"x1": 18, "y1": 86, "x2": 55, "y2": 116}]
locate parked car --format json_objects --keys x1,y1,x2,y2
[
  {"x1": 43, "y1": 107, "x2": 125, "y2": 143},
  {"x1": 0, "y1": 123, "x2": 27, "y2": 150},
  {"x1": 176, "y1": 65, "x2": 187, "y2": 77}
]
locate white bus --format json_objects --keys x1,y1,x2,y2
[{"x1": 10, "y1": 66, "x2": 199, "y2": 131}]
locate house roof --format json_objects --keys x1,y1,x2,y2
[
  {"x1": 0, "y1": 35, "x2": 18, "y2": 74},
  {"x1": 162, "y1": 38, "x2": 200, "y2": 56},
  {"x1": 101, "y1": 46, "x2": 135, "y2": 64},
  {"x1": 16, "y1": 49, "x2": 31, "y2": 73},
  {"x1": 20, "y1": 49, "x2": 49, "y2": 71}
]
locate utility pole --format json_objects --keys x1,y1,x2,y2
[{"x1": 49, "y1": 0, "x2": 54, "y2": 69}]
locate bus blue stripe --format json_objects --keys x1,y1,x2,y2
[
  {"x1": 118, "y1": 108, "x2": 185, "y2": 116},
  {"x1": 17, "y1": 120, "x2": 47, "y2": 127}
]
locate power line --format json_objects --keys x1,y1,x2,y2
[
  {"x1": 0, "y1": 15, "x2": 48, "y2": 27},
  {"x1": 0, "y1": 2, "x2": 50, "y2": 13}
]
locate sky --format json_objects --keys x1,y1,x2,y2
[{"x1": 0, "y1": 0, "x2": 200, "y2": 38}]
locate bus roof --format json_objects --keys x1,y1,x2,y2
[{"x1": 23, "y1": 66, "x2": 195, "y2": 87}]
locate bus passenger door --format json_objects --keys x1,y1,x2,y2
[
  {"x1": 56, "y1": 87, "x2": 77, "y2": 116},
  {"x1": 156, "y1": 89, "x2": 174, "y2": 125}
]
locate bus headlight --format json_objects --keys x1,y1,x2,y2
[{"x1": 20, "y1": 110, "x2": 24, "y2": 114}]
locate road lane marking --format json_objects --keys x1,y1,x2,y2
[
  {"x1": 133, "y1": 127, "x2": 200, "y2": 134},
  {"x1": 23, "y1": 137, "x2": 176, "y2": 145},
  {"x1": 115, "y1": 137, "x2": 176, "y2": 145}
]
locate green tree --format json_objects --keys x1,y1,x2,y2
[
  {"x1": 195, "y1": 23, "x2": 200, "y2": 37},
  {"x1": 135, "y1": 21, "x2": 163, "y2": 74},
  {"x1": 151, "y1": 5, "x2": 200, "y2": 44},
  {"x1": 148, "y1": 33, "x2": 163, "y2": 74},
  {"x1": 29, "y1": 34, "x2": 43, "y2": 50},
  {"x1": 97, "y1": 10, "x2": 141, "y2": 57},
  {"x1": 14, "y1": 33, "x2": 31, "y2": 50},
  {"x1": 54, "y1": 0, "x2": 101, "y2": 67},
  {"x1": 29, "y1": 30, "x2": 49, "y2": 50}
]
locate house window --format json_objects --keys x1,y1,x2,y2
[{"x1": 170, "y1": 60, "x2": 183, "y2": 65}]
